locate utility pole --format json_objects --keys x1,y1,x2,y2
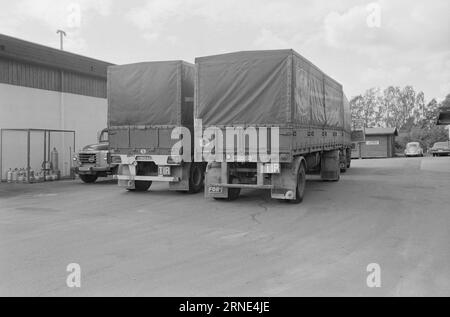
[{"x1": 56, "y1": 30, "x2": 66, "y2": 50}]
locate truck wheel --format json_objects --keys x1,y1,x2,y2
[
  {"x1": 79, "y1": 174, "x2": 98, "y2": 183},
  {"x1": 321, "y1": 150, "x2": 340, "y2": 182},
  {"x1": 188, "y1": 164, "x2": 205, "y2": 194},
  {"x1": 290, "y1": 163, "x2": 306, "y2": 204},
  {"x1": 128, "y1": 181, "x2": 152, "y2": 192}
]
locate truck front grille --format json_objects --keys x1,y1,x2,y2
[{"x1": 79, "y1": 153, "x2": 97, "y2": 164}]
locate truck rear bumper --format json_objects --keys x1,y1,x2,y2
[
  {"x1": 74, "y1": 166, "x2": 111, "y2": 174},
  {"x1": 209, "y1": 183, "x2": 273, "y2": 189},
  {"x1": 114, "y1": 175, "x2": 180, "y2": 182}
]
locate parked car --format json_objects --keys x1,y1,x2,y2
[
  {"x1": 404, "y1": 142, "x2": 424, "y2": 157},
  {"x1": 430, "y1": 141, "x2": 450, "y2": 157}
]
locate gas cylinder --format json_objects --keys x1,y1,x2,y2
[
  {"x1": 11, "y1": 169, "x2": 18, "y2": 182},
  {"x1": 51, "y1": 148, "x2": 59, "y2": 173},
  {"x1": 6, "y1": 169, "x2": 12, "y2": 183},
  {"x1": 29, "y1": 169, "x2": 35, "y2": 183},
  {"x1": 23, "y1": 169, "x2": 29, "y2": 183},
  {"x1": 22, "y1": 169, "x2": 27, "y2": 183},
  {"x1": 17, "y1": 169, "x2": 24, "y2": 183}
]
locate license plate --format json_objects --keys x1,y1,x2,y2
[
  {"x1": 208, "y1": 186, "x2": 223, "y2": 194},
  {"x1": 158, "y1": 166, "x2": 171, "y2": 176},
  {"x1": 261, "y1": 163, "x2": 280, "y2": 174},
  {"x1": 136, "y1": 155, "x2": 152, "y2": 161},
  {"x1": 79, "y1": 166, "x2": 91, "y2": 172}
]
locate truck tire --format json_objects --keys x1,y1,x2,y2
[
  {"x1": 188, "y1": 164, "x2": 205, "y2": 194},
  {"x1": 127, "y1": 181, "x2": 152, "y2": 192},
  {"x1": 79, "y1": 174, "x2": 98, "y2": 183},
  {"x1": 290, "y1": 162, "x2": 306, "y2": 204},
  {"x1": 321, "y1": 150, "x2": 340, "y2": 182}
]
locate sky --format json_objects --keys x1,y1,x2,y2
[{"x1": 0, "y1": 0, "x2": 449, "y2": 101}]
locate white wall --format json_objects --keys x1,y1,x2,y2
[{"x1": 0, "y1": 83, "x2": 107, "y2": 179}]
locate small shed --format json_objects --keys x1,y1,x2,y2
[
  {"x1": 437, "y1": 106, "x2": 450, "y2": 125},
  {"x1": 352, "y1": 127, "x2": 398, "y2": 159}
]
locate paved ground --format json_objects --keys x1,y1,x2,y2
[{"x1": 0, "y1": 157, "x2": 449, "y2": 296}]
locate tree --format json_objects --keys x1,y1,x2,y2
[
  {"x1": 413, "y1": 91, "x2": 425, "y2": 124},
  {"x1": 399, "y1": 86, "x2": 416, "y2": 129},
  {"x1": 350, "y1": 89, "x2": 382, "y2": 128},
  {"x1": 350, "y1": 95, "x2": 365, "y2": 127},
  {"x1": 383, "y1": 86, "x2": 402, "y2": 128},
  {"x1": 422, "y1": 99, "x2": 440, "y2": 129},
  {"x1": 441, "y1": 94, "x2": 450, "y2": 108}
]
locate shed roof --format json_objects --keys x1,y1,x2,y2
[
  {"x1": 0, "y1": 33, "x2": 113, "y2": 78},
  {"x1": 365, "y1": 127, "x2": 398, "y2": 136}
]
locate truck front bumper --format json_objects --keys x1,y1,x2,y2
[{"x1": 74, "y1": 166, "x2": 111, "y2": 174}]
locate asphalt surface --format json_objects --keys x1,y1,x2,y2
[{"x1": 1, "y1": 157, "x2": 449, "y2": 296}]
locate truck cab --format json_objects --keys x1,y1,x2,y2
[{"x1": 73, "y1": 129, "x2": 118, "y2": 183}]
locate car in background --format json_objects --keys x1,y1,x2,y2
[
  {"x1": 404, "y1": 142, "x2": 424, "y2": 157},
  {"x1": 430, "y1": 141, "x2": 450, "y2": 157}
]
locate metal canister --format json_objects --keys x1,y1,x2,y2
[
  {"x1": 23, "y1": 169, "x2": 28, "y2": 183},
  {"x1": 6, "y1": 169, "x2": 12, "y2": 183},
  {"x1": 17, "y1": 169, "x2": 24, "y2": 183},
  {"x1": 11, "y1": 169, "x2": 18, "y2": 182},
  {"x1": 51, "y1": 148, "x2": 59, "y2": 173}
]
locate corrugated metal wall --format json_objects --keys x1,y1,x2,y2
[{"x1": 0, "y1": 57, "x2": 106, "y2": 98}]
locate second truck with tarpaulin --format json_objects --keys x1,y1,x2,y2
[
  {"x1": 108, "y1": 61, "x2": 206, "y2": 193},
  {"x1": 195, "y1": 49, "x2": 352, "y2": 203}
]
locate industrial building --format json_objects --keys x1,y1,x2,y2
[
  {"x1": 0, "y1": 34, "x2": 113, "y2": 179},
  {"x1": 351, "y1": 127, "x2": 398, "y2": 159}
]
